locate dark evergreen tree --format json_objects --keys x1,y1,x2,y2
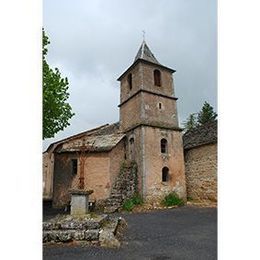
[
  {"x1": 197, "y1": 101, "x2": 217, "y2": 125},
  {"x1": 183, "y1": 113, "x2": 198, "y2": 131}
]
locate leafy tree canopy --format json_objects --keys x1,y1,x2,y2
[{"x1": 43, "y1": 29, "x2": 74, "y2": 139}]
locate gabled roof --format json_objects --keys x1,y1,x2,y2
[
  {"x1": 134, "y1": 41, "x2": 160, "y2": 64},
  {"x1": 57, "y1": 133, "x2": 125, "y2": 153},
  {"x1": 183, "y1": 120, "x2": 218, "y2": 150},
  {"x1": 45, "y1": 122, "x2": 121, "y2": 153}
]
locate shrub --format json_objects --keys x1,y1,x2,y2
[
  {"x1": 122, "y1": 199, "x2": 135, "y2": 211},
  {"x1": 162, "y1": 192, "x2": 184, "y2": 207},
  {"x1": 131, "y1": 194, "x2": 143, "y2": 205},
  {"x1": 122, "y1": 193, "x2": 143, "y2": 211}
]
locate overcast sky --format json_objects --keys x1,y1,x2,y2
[{"x1": 43, "y1": 0, "x2": 217, "y2": 151}]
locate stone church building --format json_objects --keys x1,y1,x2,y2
[{"x1": 43, "y1": 41, "x2": 209, "y2": 210}]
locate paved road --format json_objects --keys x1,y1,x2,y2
[{"x1": 43, "y1": 206, "x2": 217, "y2": 260}]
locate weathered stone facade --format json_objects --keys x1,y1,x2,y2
[
  {"x1": 104, "y1": 161, "x2": 138, "y2": 213},
  {"x1": 43, "y1": 41, "x2": 188, "y2": 209},
  {"x1": 184, "y1": 144, "x2": 217, "y2": 201},
  {"x1": 141, "y1": 127, "x2": 186, "y2": 201},
  {"x1": 52, "y1": 133, "x2": 125, "y2": 208},
  {"x1": 183, "y1": 121, "x2": 217, "y2": 202},
  {"x1": 43, "y1": 152, "x2": 54, "y2": 200},
  {"x1": 118, "y1": 41, "x2": 186, "y2": 202},
  {"x1": 119, "y1": 63, "x2": 178, "y2": 132},
  {"x1": 123, "y1": 126, "x2": 186, "y2": 202}
]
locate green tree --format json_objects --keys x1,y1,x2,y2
[
  {"x1": 197, "y1": 101, "x2": 217, "y2": 125},
  {"x1": 43, "y1": 29, "x2": 74, "y2": 139},
  {"x1": 183, "y1": 113, "x2": 198, "y2": 131}
]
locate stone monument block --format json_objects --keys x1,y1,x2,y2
[{"x1": 70, "y1": 189, "x2": 93, "y2": 215}]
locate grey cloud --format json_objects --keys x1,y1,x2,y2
[{"x1": 43, "y1": 0, "x2": 217, "y2": 150}]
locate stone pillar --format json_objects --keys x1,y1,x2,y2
[{"x1": 70, "y1": 189, "x2": 93, "y2": 215}]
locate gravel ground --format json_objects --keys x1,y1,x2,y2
[{"x1": 43, "y1": 206, "x2": 217, "y2": 260}]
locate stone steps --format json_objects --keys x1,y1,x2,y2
[{"x1": 104, "y1": 161, "x2": 138, "y2": 213}]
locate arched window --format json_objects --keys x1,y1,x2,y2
[
  {"x1": 158, "y1": 103, "x2": 162, "y2": 109},
  {"x1": 154, "y1": 69, "x2": 161, "y2": 86},
  {"x1": 127, "y1": 73, "x2": 132, "y2": 90},
  {"x1": 161, "y1": 138, "x2": 168, "y2": 154},
  {"x1": 162, "y1": 167, "x2": 169, "y2": 182}
]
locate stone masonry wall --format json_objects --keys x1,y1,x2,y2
[
  {"x1": 141, "y1": 62, "x2": 174, "y2": 97},
  {"x1": 120, "y1": 62, "x2": 175, "y2": 104},
  {"x1": 53, "y1": 152, "x2": 111, "y2": 208},
  {"x1": 184, "y1": 143, "x2": 217, "y2": 202},
  {"x1": 142, "y1": 127, "x2": 186, "y2": 203},
  {"x1": 53, "y1": 153, "x2": 80, "y2": 208},
  {"x1": 109, "y1": 141, "x2": 126, "y2": 190},
  {"x1": 43, "y1": 152, "x2": 54, "y2": 200},
  {"x1": 120, "y1": 63, "x2": 142, "y2": 104},
  {"x1": 120, "y1": 93, "x2": 142, "y2": 131},
  {"x1": 119, "y1": 62, "x2": 177, "y2": 132},
  {"x1": 52, "y1": 141, "x2": 126, "y2": 209},
  {"x1": 83, "y1": 153, "x2": 111, "y2": 202},
  {"x1": 43, "y1": 214, "x2": 126, "y2": 248},
  {"x1": 142, "y1": 92, "x2": 178, "y2": 128}
]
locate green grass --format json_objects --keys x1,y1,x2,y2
[
  {"x1": 122, "y1": 193, "x2": 143, "y2": 211},
  {"x1": 122, "y1": 199, "x2": 135, "y2": 211},
  {"x1": 131, "y1": 194, "x2": 143, "y2": 205},
  {"x1": 161, "y1": 192, "x2": 185, "y2": 207}
]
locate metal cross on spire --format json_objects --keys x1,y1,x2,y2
[{"x1": 142, "y1": 30, "x2": 146, "y2": 42}]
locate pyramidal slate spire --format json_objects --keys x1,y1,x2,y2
[
  {"x1": 117, "y1": 40, "x2": 175, "y2": 81},
  {"x1": 134, "y1": 41, "x2": 160, "y2": 64}
]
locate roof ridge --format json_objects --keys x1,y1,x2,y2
[
  {"x1": 45, "y1": 123, "x2": 109, "y2": 152},
  {"x1": 140, "y1": 40, "x2": 145, "y2": 59},
  {"x1": 57, "y1": 133, "x2": 126, "y2": 153}
]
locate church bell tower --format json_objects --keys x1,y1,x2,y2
[{"x1": 117, "y1": 41, "x2": 186, "y2": 202}]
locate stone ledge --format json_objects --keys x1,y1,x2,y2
[
  {"x1": 43, "y1": 229, "x2": 99, "y2": 243},
  {"x1": 99, "y1": 217, "x2": 122, "y2": 248},
  {"x1": 43, "y1": 214, "x2": 127, "y2": 248},
  {"x1": 104, "y1": 206, "x2": 120, "y2": 214},
  {"x1": 43, "y1": 214, "x2": 108, "y2": 231},
  {"x1": 69, "y1": 189, "x2": 94, "y2": 195}
]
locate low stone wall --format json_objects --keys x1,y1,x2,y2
[
  {"x1": 43, "y1": 214, "x2": 127, "y2": 248},
  {"x1": 184, "y1": 143, "x2": 217, "y2": 202}
]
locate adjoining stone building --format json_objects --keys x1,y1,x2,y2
[
  {"x1": 43, "y1": 41, "x2": 187, "y2": 209},
  {"x1": 43, "y1": 123, "x2": 126, "y2": 208},
  {"x1": 183, "y1": 120, "x2": 217, "y2": 202}
]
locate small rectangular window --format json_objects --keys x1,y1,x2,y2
[
  {"x1": 161, "y1": 139, "x2": 168, "y2": 154},
  {"x1": 71, "y1": 159, "x2": 77, "y2": 175}
]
